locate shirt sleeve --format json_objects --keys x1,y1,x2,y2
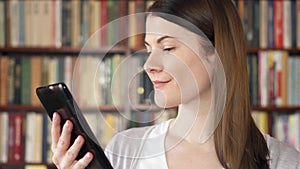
[{"x1": 265, "y1": 134, "x2": 300, "y2": 169}]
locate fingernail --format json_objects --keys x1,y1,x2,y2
[
  {"x1": 65, "y1": 121, "x2": 70, "y2": 128},
  {"x1": 76, "y1": 136, "x2": 82, "y2": 144},
  {"x1": 53, "y1": 113, "x2": 57, "y2": 120},
  {"x1": 87, "y1": 152, "x2": 93, "y2": 159}
]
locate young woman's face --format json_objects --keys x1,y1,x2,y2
[{"x1": 144, "y1": 16, "x2": 212, "y2": 108}]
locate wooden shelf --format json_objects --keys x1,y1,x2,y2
[
  {"x1": 1, "y1": 105, "x2": 300, "y2": 113},
  {"x1": 0, "y1": 162, "x2": 55, "y2": 168},
  {"x1": 0, "y1": 46, "x2": 128, "y2": 55},
  {"x1": 0, "y1": 105, "x2": 121, "y2": 112},
  {"x1": 251, "y1": 106, "x2": 300, "y2": 112},
  {"x1": 247, "y1": 47, "x2": 300, "y2": 54}
]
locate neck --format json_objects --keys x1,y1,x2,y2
[{"x1": 168, "y1": 92, "x2": 213, "y2": 144}]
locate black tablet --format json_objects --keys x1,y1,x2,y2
[{"x1": 36, "y1": 82, "x2": 113, "y2": 169}]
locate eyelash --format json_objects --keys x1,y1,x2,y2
[
  {"x1": 163, "y1": 47, "x2": 175, "y2": 52},
  {"x1": 144, "y1": 46, "x2": 175, "y2": 53}
]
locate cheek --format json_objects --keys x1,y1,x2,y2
[{"x1": 154, "y1": 81, "x2": 181, "y2": 108}]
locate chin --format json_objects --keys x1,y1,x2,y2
[{"x1": 154, "y1": 90, "x2": 179, "y2": 108}]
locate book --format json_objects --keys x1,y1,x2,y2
[
  {"x1": 274, "y1": 0, "x2": 284, "y2": 49},
  {"x1": 0, "y1": 56, "x2": 9, "y2": 105},
  {"x1": 89, "y1": 0, "x2": 101, "y2": 48},
  {"x1": 19, "y1": 0, "x2": 25, "y2": 46},
  {"x1": 9, "y1": 0, "x2": 20, "y2": 47},
  {"x1": 71, "y1": 0, "x2": 80, "y2": 47},
  {"x1": 14, "y1": 57, "x2": 21, "y2": 104},
  {"x1": 54, "y1": 0, "x2": 62, "y2": 48},
  {"x1": 80, "y1": 0, "x2": 89, "y2": 46},
  {"x1": 288, "y1": 111, "x2": 300, "y2": 151},
  {"x1": 62, "y1": 0, "x2": 72, "y2": 46},
  {"x1": 283, "y1": 0, "x2": 292, "y2": 49},
  {"x1": 39, "y1": 0, "x2": 52, "y2": 47},
  {"x1": 8, "y1": 112, "x2": 25, "y2": 163},
  {"x1": 0, "y1": 112, "x2": 9, "y2": 163},
  {"x1": 259, "y1": 0, "x2": 268, "y2": 48},
  {"x1": 107, "y1": 0, "x2": 119, "y2": 46},
  {"x1": 25, "y1": 112, "x2": 43, "y2": 163},
  {"x1": 100, "y1": 0, "x2": 108, "y2": 47},
  {"x1": 252, "y1": 111, "x2": 269, "y2": 134},
  {"x1": 7, "y1": 57, "x2": 15, "y2": 104},
  {"x1": 24, "y1": 165, "x2": 47, "y2": 169},
  {"x1": 252, "y1": 0, "x2": 260, "y2": 47},
  {"x1": 267, "y1": 1, "x2": 274, "y2": 48},
  {"x1": 297, "y1": 0, "x2": 300, "y2": 48},
  {"x1": 258, "y1": 51, "x2": 268, "y2": 107},
  {"x1": 281, "y1": 51, "x2": 288, "y2": 106},
  {"x1": 30, "y1": 0, "x2": 40, "y2": 46},
  {"x1": 0, "y1": 0, "x2": 6, "y2": 47},
  {"x1": 30, "y1": 56, "x2": 42, "y2": 106},
  {"x1": 25, "y1": 0, "x2": 32, "y2": 46},
  {"x1": 273, "y1": 51, "x2": 282, "y2": 106}
]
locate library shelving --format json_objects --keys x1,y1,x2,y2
[{"x1": 1, "y1": 0, "x2": 300, "y2": 168}]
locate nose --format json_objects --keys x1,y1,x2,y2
[{"x1": 143, "y1": 50, "x2": 163, "y2": 73}]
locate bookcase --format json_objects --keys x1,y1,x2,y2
[
  {"x1": 236, "y1": 0, "x2": 300, "y2": 151},
  {"x1": 0, "y1": 0, "x2": 300, "y2": 169}
]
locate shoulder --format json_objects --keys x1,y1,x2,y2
[
  {"x1": 264, "y1": 134, "x2": 300, "y2": 169},
  {"x1": 104, "y1": 120, "x2": 171, "y2": 168}
]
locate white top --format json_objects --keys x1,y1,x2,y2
[{"x1": 105, "y1": 120, "x2": 300, "y2": 169}]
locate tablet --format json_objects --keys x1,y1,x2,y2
[{"x1": 36, "y1": 82, "x2": 113, "y2": 169}]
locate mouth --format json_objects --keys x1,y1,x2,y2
[{"x1": 152, "y1": 80, "x2": 171, "y2": 88}]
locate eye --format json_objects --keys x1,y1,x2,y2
[{"x1": 163, "y1": 47, "x2": 175, "y2": 52}]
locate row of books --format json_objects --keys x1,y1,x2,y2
[
  {"x1": 234, "y1": 0, "x2": 300, "y2": 49},
  {"x1": 0, "y1": 53, "x2": 153, "y2": 107},
  {"x1": 0, "y1": 109, "x2": 176, "y2": 164},
  {"x1": 247, "y1": 50, "x2": 300, "y2": 107},
  {"x1": 0, "y1": 164, "x2": 52, "y2": 169},
  {"x1": 252, "y1": 110, "x2": 300, "y2": 151},
  {"x1": 0, "y1": 0, "x2": 148, "y2": 50}
]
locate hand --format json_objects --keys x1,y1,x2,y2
[{"x1": 51, "y1": 112, "x2": 94, "y2": 169}]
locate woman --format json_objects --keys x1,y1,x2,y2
[{"x1": 51, "y1": 0, "x2": 300, "y2": 169}]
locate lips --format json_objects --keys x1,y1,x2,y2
[{"x1": 152, "y1": 80, "x2": 171, "y2": 88}]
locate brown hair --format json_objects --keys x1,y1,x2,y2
[{"x1": 148, "y1": 0, "x2": 269, "y2": 169}]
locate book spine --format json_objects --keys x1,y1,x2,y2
[
  {"x1": 7, "y1": 57, "x2": 15, "y2": 104},
  {"x1": 267, "y1": 1, "x2": 274, "y2": 48},
  {"x1": 252, "y1": 0, "x2": 260, "y2": 47},
  {"x1": 71, "y1": 0, "x2": 80, "y2": 47},
  {"x1": 8, "y1": 112, "x2": 25, "y2": 163},
  {"x1": 297, "y1": 1, "x2": 300, "y2": 48},
  {"x1": 9, "y1": 0, "x2": 20, "y2": 47},
  {"x1": 291, "y1": 0, "x2": 297, "y2": 48},
  {"x1": 274, "y1": 0, "x2": 284, "y2": 48},
  {"x1": 14, "y1": 57, "x2": 21, "y2": 104},
  {"x1": 283, "y1": 0, "x2": 292, "y2": 49},
  {"x1": 0, "y1": 0, "x2": 6, "y2": 47},
  {"x1": 0, "y1": 112, "x2": 9, "y2": 163},
  {"x1": 0, "y1": 56, "x2": 9, "y2": 105},
  {"x1": 259, "y1": 0, "x2": 268, "y2": 48},
  {"x1": 19, "y1": 0, "x2": 25, "y2": 46},
  {"x1": 62, "y1": 1, "x2": 72, "y2": 47},
  {"x1": 100, "y1": 0, "x2": 108, "y2": 47}
]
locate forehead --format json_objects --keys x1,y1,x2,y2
[
  {"x1": 145, "y1": 15, "x2": 205, "y2": 53},
  {"x1": 145, "y1": 15, "x2": 185, "y2": 39}
]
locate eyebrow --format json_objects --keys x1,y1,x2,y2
[{"x1": 144, "y1": 35, "x2": 174, "y2": 47}]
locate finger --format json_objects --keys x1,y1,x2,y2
[
  {"x1": 51, "y1": 112, "x2": 61, "y2": 151},
  {"x1": 73, "y1": 152, "x2": 94, "y2": 169},
  {"x1": 65, "y1": 135, "x2": 85, "y2": 163},
  {"x1": 57, "y1": 120, "x2": 73, "y2": 152}
]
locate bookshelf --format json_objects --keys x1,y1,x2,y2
[
  {"x1": 0, "y1": 1, "x2": 158, "y2": 169},
  {"x1": 0, "y1": 0, "x2": 300, "y2": 168},
  {"x1": 237, "y1": 0, "x2": 300, "y2": 151}
]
